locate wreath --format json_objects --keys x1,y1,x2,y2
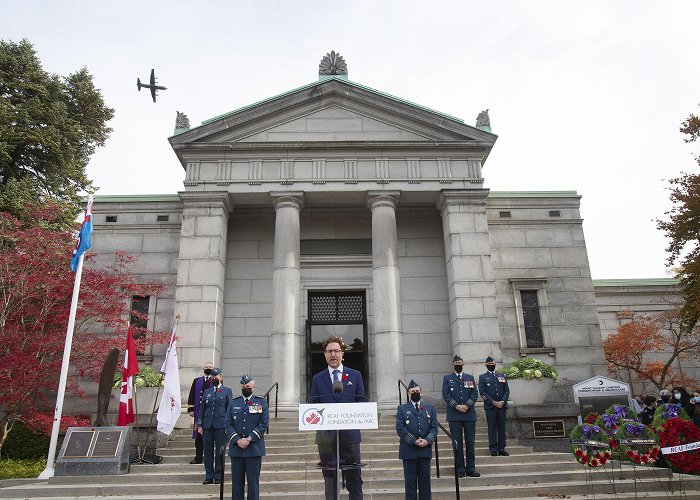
[
  {"x1": 569, "y1": 423, "x2": 612, "y2": 467},
  {"x1": 658, "y1": 418, "x2": 700, "y2": 475},
  {"x1": 612, "y1": 419, "x2": 660, "y2": 464},
  {"x1": 652, "y1": 403, "x2": 690, "y2": 430}
]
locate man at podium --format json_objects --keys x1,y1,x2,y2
[{"x1": 309, "y1": 336, "x2": 366, "y2": 500}]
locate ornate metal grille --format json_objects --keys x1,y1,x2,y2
[
  {"x1": 520, "y1": 290, "x2": 544, "y2": 348},
  {"x1": 310, "y1": 292, "x2": 365, "y2": 323}
]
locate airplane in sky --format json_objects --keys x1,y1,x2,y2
[{"x1": 136, "y1": 69, "x2": 167, "y2": 102}]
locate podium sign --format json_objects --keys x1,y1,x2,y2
[{"x1": 299, "y1": 402, "x2": 378, "y2": 431}]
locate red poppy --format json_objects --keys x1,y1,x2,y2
[
  {"x1": 575, "y1": 449, "x2": 584, "y2": 457},
  {"x1": 342, "y1": 374, "x2": 349, "y2": 381}
]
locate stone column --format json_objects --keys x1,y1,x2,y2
[
  {"x1": 367, "y1": 191, "x2": 405, "y2": 407},
  {"x1": 175, "y1": 191, "x2": 232, "y2": 384},
  {"x1": 437, "y1": 190, "x2": 501, "y2": 377},
  {"x1": 270, "y1": 192, "x2": 304, "y2": 410}
]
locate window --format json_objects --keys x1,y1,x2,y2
[
  {"x1": 157, "y1": 214, "x2": 169, "y2": 222},
  {"x1": 499, "y1": 211, "x2": 511, "y2": 218},
  {"x1": 105, "y1": 215, "x2": 118, "y2": 223},
  {"x1": 130, "y1": 295, "x2": 150, "y2": 336},
  {"x1": 519, "y1": 290, "x2": 544, "y2": 348},
  {"x1": 509, "y1": 278, "x2": 552, "y2": 353}
]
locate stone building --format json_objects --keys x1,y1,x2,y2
[{"x1": 90, "y1": 54, "x2": 608, "y2": 421}]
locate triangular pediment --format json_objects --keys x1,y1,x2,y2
[{"x1": 170, "y1": 78, "x2": 497, "y2": 149}]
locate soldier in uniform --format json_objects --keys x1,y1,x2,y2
[
  {"x1": 442, "y1": 354, "x2": 480, "y2": 477},
  {"x1": 197, "y1": 368, "x2": 233, "y2": 484},
  {"x1": 225, "y1": 374, "x2": 269, "y2": 500},
  {"x1": 187, "y1": 361, "x2": 213, "y2": 464},
  {"x1": 477, "y1": 356, "x2": 510, "y2": 456},
  {"x1": 396, "y1": 380, "x2": 438, "y2": 500}
]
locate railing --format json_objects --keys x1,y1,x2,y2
[
  {"x1": 262, "y1": 382, "x2": 279, "y2": 434},
  {"x1": 397, "y1": 379, "x2": 460, "y2": 499}
]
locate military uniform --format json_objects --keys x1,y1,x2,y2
[
  {"x1": 477, "y1": 358, "x2": 510, "y2": 456},
  {"x1": 396, "y1": 389, "x2": 438, "y2": 500},
  {"x1": 442, "y1": 360, "x2": 479, "y2": 476},
  {"x1": 225, "y1": 376, "x2": 268, "y2": 500},
  {"x1": 198, "y1": 379, "x2": 233, "y2": 483}
]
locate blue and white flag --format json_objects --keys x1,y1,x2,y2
[{"x1": 70, "y1": 196, "x2": 93, "y2": 272}]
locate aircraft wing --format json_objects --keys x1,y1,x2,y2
[{"x1": 150, "y1": 86, "x2": 157, "y2": 102}]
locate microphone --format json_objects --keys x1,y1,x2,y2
[{"x1": 333, "y1": 380, "x2": 343, "y2": 394}]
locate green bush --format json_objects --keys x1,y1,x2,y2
[
  {"x1": 502, "y1": 357, "x2": 557, "y2": 380},
  {"x1": 0, "y1": 458, "x2": 46, "y2": 479},
  {"x1": 2, "y1": 422, "x2": 50, "y2": 459},
  {"x1": 113, "y1": 365, "x2": 163, "y2": 388}
]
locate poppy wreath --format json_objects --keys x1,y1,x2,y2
[
  {"x1": 613, "y1": 419, "x2": 660, "y2": 465},
  {"x1": 569, "y1": 423, "x2": 612, "y2": 467},
  {"x1": 652, "y1": 403, "x2": 690, "y2": 430},
  {"x1": 658, "y1": 418, "x2": 700, "y2": 475}
]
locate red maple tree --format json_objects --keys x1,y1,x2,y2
[
  {"x1": 604, "y1": 308, "x2": 700, "y2": 391},
  {"x1": 0, "y1": 206, "x2": 169, "y2": 454}
]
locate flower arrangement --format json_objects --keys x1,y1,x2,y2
[
  {"x1": 569, "y1": 422, "x2": 611, "y2": 467},
  {"x1": 658, "y1": 418, "x2": 700, "y2": 475},
  {"x1": 113, "y1": 365, "x2": 163, "y2": 388},
  {"x1": 501, "y1": 357, "x2": 557, "y2": 380},
  {"x1": 651, "y1": 403, "x2": 690, "y2": 429}
]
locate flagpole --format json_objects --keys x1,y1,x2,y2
[{"x1": 212, "y1": 289, "x2": 218, "y2": 364}]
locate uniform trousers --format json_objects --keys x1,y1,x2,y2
[
  {"x1": 231, "y1": 456, "x2": 261, "y2": 500},
  {"x1": 317, "y1": 431, "x2": 363, "y2": 500},
  {"x1": 402, "y1": 457, "x2": 432, "y2": 500},
  {"x1": 202, "y1": 427, "x2": 225, "y2": 480},
  {"x1": 448, "y1": 420, "x2": 476, "y2": 473},
  {"x1": 485, "y1": 407, "x2": 507, "y2": 453}
]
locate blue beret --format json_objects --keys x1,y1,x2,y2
[
  {"x1": 407, "y1": 379, "x2": 419, "y2": 390},
  {"x1": 211, "y1": 367, "x2": 222, "y2": 377},
  {"x1": 240, "y1": 374, "x2": 253, "y2": 385},
  {"x1": 453, "y1": 354, "x2": 463, "y2": 362},
  {"x1": 485, "y1": 356, "x2": 495, "y2": 364}
]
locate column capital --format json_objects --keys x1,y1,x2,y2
[
  {"x1": 367, "y1": 190, "x2": 400, "y2": 210},
  {"x1": 178, "y1": 191, "x2": 233, "y2": 213},
  {"x1": 436, "y1": 189, "x2": 489, "y2": 212},
  {"x1": 271, "y1": 191, "x2": 304, "y2": 210}
]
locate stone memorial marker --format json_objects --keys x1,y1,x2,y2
[
  {"x1": 55, "y1": 426, "x2": 131, "y2": 476},
  {"x1": 572, "y1": 376, "x2": 631, "y2": 423}
]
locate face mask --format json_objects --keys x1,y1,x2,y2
[
  {"x1": 212, "y1": 379, "x2": 220, "y2": 387},
  {"x1": 674, "y1": 393, "x2": 681, "y2": 400},
  {"x1": 454, "y1": 365, "x2": 463, "y2": 373},
  {"x1": 661, "y1": 396, "x2": 670, "y2": 403},
  {"x1": 410, "y1": 392, "x2": 421, "y2": 403},
  {"x1": 242, "y1": 387, "x2": 253, "y2": 398},
  {"x1": 487, "y1": 365, "x2": 496, "y2": 372},
  {"x1": 204, "y1": 369, "x2": 213, "y2": 376}
]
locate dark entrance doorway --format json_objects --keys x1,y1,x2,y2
[{"x1": 306, "y1": 291, "x2": 368, "y2": 395}]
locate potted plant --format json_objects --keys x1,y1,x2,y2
[
  {"x1": 113, "y1": 365, "x2": 163, "y2": 414},
  {"x1": 501, "y1": 357, "x2": 557, "y2": 404}
]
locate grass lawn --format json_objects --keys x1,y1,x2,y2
[{"x1": 0, "y1": 458, "x2": 46, "y2": 480}]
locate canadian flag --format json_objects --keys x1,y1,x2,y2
[
  {"x1": 117, "y1": 327, "x2": 139, "y2": 426},
  {"x1": 157, "y1": 324, "x2": 181, "y2": 435}
]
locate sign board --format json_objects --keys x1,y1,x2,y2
[
  {"x1": 533, "y1": 420, "x2": 565, "y2": 438},
  {"x1": 572, "y1": 376, "x2": 631, "y2": 423},
  {"x1": 56, "y1": 426, "x2": 130, "y2": 476},
  {"x1": 299, "y1": 402, "x2": 378, "y2": 431}
]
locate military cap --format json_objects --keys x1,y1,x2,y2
[
  {"x1": 485, "y1": 356, "x2": 496, "y2": 364},
  {"x1": 407, "y1": 379, "x2": 419, "y2": 390},
  {"x1": 211, "y1": 367, "x2": 222, "y2": 377},
  {"x1": 240, "y1": 374, "x2": 254, "y2": 385},
  {"x1": 453, "y1": 354, "x2": 463, "y2": 362}
]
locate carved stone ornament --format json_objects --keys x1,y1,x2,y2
[
  {"x1": 475, "y1": 109, "x2": 490, "y2": 129},
  {"x1": 175, "y1": 111, "x2": 190, "y2": 130},
  {"x1": 319, "y1": 51, "x2": 348, "y2": 75}
]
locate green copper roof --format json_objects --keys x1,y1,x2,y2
[
  {"x1": 93, "y1": 194, "x2": 181, "y2": 203},
  {"x1": 200, "y1": 76, "x2": 466, "y2": 127},
  {"x1": 488, "y1": 191, "x2": 580, "y2": 198},
  {"x1": 592, "y1": 278, "x2": 679, "y2": 287}
]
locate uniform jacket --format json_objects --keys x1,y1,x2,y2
[
  {"x1": 478, "y1": 371, "x2": 510, "y2": 410},
  {"x1": 309, "y1": 366, "x2": 366, "y2": 443},
  {"x1": 442, "y1": 372, "x2": 479, "y2": 422},
  {"x1": 396, "y1": 401, "x2": 438, "y2": 460},
  {"x1": 225, "y1": 395, "x2": 269, "y2": 457},
  {"x1": 198, "y1": 385, "x2": 233, "y2": 429}
]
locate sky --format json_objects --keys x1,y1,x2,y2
[{"x1": 2, "y1": 1, "x2": 699, "y2": 280}]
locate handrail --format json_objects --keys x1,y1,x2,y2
[
  {"x1": 397, "y1": 379, "x2": 408, "y2": 405},
  {"x1": 262, "y1": 382, "x2": 279, "y2": 433}
]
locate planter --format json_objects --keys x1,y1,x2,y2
[
  {"x1": 111, "y1": 386, "x2": 162, "y2": 414},
  {"x1": 507, "y1": 378, "x2": 555, "y2": 405}
]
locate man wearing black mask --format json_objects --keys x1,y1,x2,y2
[
  {"x1": 478, "y1": 356, "x2": 510, "y2": 456},
  {"x1": 442, "y1": 354, "x2": 480, "y2": 477},
  {"x1": 188, "y1": 361, "x2": 214, "y2": 464}
]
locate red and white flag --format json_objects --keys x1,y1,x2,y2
[
  {"x1": 117, "y1": 327, "x2": 139, "y2": 426},
  {"x1": 157, "y1": 324, "x2": 181, "y2": 435}
]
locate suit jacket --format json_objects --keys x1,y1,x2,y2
[
  {"x1": 478, "y1": 371, "x2": 510, "y2": 411},
  {"x1": 225, "y1": 395, "x2": 269, "y2": 458},
  {"x1": 198, "y1": 385, "x2": 233, "y2": 429},
  {"x1": 442, "y1": 372, "x2": 479, "y2": 422},
  {"x1": 396, "y1": 401, "x2": 438, "y2": 460},
  {"x1": 309, "y1": 366, "x2": 366, "y2": 443}
]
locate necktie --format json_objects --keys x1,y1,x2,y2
[
  {"x1": 415, "y1": 403, "x2": 420, "y2": 412},
  {"x1": 333, "y1": 369, "x2": 340, "y2": 382}
]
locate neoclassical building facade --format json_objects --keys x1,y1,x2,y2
[{"x1": 90, "y1": 56, "x2": 609, "y2": 416}]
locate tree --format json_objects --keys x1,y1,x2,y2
[
  {"x1": 0, "y1": 39, "x2": 114, "y2": 226},
  {"x1": 0, "y1": 206, "x2": 168, "y2": 455},
  {"x1": 658, "y1": 104, "x2": 700, "y2": 324},
  {"x1": 604, "y1": 308, "x2": 700, "y2": 391}
]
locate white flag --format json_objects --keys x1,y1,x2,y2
[{"x1": 157, "y1": 325, "x2": 181, "y2": 435}]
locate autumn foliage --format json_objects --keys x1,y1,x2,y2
[
  {"x1": 604, "y1": 308, "x2": 700, "y2": 391},
  {"x1": 0, "y1": 206, "x2": 169, "y2": 454}
]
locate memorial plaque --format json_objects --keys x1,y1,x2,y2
[
  {"x1": 533, "y1": 420, "x2": 565, "y2": 438},
  {"x1": 62, "y1": 430, "x2": 94, "y2": 458},
  {"x1": 91, "y1": 430, "x2": 123, "y2": 457}
]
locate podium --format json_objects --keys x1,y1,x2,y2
[{"x1": 299, "y1": 402, "x2": 379, "y2": 499}]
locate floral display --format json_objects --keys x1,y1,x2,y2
[
  {"x1": 501, "y1": 357, "x2": 557, "y2": 380},
  {"x1": 651, "y1": 403, "x2": 690, "y2": 430},
  {"x1": 658, "y1": 418, "x2": 700, "y2": 475}
]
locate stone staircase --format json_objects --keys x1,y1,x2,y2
[{"x1": 2, "y1": 414, "x2": 700, "y2": 499}]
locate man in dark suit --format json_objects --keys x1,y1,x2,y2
[
  {"x1": 309, "y1": 336, "x2": 366, "y2": 500},
  {"x1": 187, "y1": 361, "x2": 213, "y2": 464},
  {"x1": 478, "y1": 356, "x2": 510, "y2": 456},
  {"x1": 197, "y1": 368, "x2": 233, "y2": 485},
  {"x1": 396, "y1": 380, "x2": 438, "y2": 500},
  {"x1": 225, "y1": 374, "x2": 269, "y2": 500},
  {"x1": 442, "y1": 354, "x2": 480, "y2": 477}
]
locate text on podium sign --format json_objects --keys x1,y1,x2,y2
[{"x1": 299, "y1": 402, "x2": 379, "y2": 431}]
